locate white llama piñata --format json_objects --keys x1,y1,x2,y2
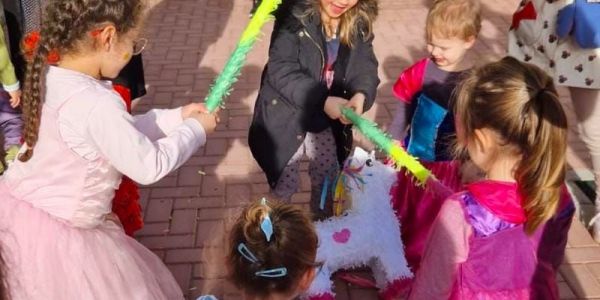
[{"x1": 305, "y1": 147, "x2": 412, "y2": 300}]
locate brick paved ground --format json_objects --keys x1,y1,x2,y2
[{"x1": 134, "y1": 0, "x2": 600, "y2": 298}]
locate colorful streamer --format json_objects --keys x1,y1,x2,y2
[
  {"x1": 340, "y1": 107, "x2": 431, "y2": 184},
  {"x1": 204, "y1": 0, "x2": 282, "y2": 112}
]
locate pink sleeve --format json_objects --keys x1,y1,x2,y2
[
  {"x1": 133, "y1": 107, "x2": 184, "y2": 141},
  {"x1": 392, "y1": 58, "x2": 428, "y2": 103},
  {"x1": 409, "y1": 199, "x2": 472, "y2": 299},
  {"x1": 87, "y1": 97, "x2": 206, "y2": 185}
]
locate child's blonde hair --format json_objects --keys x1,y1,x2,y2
[
  {"x1": 426, "y1": 0, "x2": 481, "y2": 41},
  {"x1": 227, "y1": 200, "x2": 318, "y2": 298},
  {"x1": 300, "y1": 0, "x2": 378, "y2": 47},
  {"x1": 454, "y1": 56, "x2": 568, "y2": 234}
]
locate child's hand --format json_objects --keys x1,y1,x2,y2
[
  {"x1": 8, "y1": 90, "x2": 21, "y2": 108},
  {"x1": 182, "y1": 102, "x2": 219, "y2": 134},
  {"x1": 182, "y1": 102, "x2": 211, "y2": 119},
  {"x1": 340, "y1": 93, "x2": 366, "y2": 125},
  {"x1": 189, "y1": 111, "x2": 218, "y2": 134},
  {"x1": 324, "y1": 96, "x2": 346, "y2": 120}
]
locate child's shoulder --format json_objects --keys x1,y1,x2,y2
[
  {"x1": 273, "y1": 1, "x2": 305, "y2": 31},
  {"x1": 392, "y1": 58, "x2": 430, "y2": 102},
  {"x1": 404, "y1": 58, "x2": 430, "y2": 74},
  {"x1": 46, "y1": 67, "x2": 124, "y2": 111}
]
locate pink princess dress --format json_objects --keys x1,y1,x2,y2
[
  {"x1": 0, "y1": 66, "x2": 206, "y2": 299},
  {"x1": 389, "y1": 58, "x2": 465, "y2": 273},
  {"x1": 410, "y1": 181, "x2": 574, "y2": 299}
]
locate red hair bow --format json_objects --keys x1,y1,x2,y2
[{"x1": 21, "y1": 31, "x2": 61, "y2": 64}]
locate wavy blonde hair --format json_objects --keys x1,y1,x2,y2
[
  {"x1": 426, "y1": 0, "x2": 481, "y2": 40},
  {"x1": 301, "y1": 0, "x2": 378, "y2": 47},
  {"x1": 454, "y1": 57, "x2": 568, "y2": 234}
]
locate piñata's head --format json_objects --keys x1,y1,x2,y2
[{"x1": 336, "y1": 147, "x2": 396, "y2": 214}]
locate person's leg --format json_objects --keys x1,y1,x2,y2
[
  {"x1": 569, "y1": 87, "x2": 600, "y2": 240},
  {"x1": 271, "y1": 142, "x2": 305, "y2": 202},
  {"x1": 306, "y1": 128, "x2": 339, "y2": 220}
]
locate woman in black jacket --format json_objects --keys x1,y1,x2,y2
[{"x1": 249, "y1": 0, "x2": 379, "y2": 219}]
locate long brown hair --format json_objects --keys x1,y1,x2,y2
[
  {"x1": 300, "y1": 0, "x2": 378, "y2": 47},
  {"x1": 18, "y1": 0, "x2": 144, "y2": 162},
  {"x1": 454, "y1": 56, "x2": 568, "y2": 234},
  {"x1": 227, "y1": 200, "x2": 318, "y2": 298}
]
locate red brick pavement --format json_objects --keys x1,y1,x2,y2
[{"x1": 134, "y1": 0, "x2": 599, "y2": 299}]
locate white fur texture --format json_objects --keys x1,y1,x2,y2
[{"x1": 305, "y1": 147, "x2": 413, "y2": 297}]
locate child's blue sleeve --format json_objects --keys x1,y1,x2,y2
[{"x1": 556, "y1": 3, "x2": 575, "y2": 39}]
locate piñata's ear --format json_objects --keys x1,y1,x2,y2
[{"x1": 352, "y1": 147, "x2": 368, "y2": 159}]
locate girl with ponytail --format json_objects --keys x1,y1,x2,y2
[
  {"x1": 0, "y1": 0, "x2": 218, "y2": 298},
  {"x1": 409, "y1": 56, "x2": 575, "y2": 299}
]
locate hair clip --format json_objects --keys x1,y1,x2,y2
[
  {"x1": 46, "y1": 49, "x2": 60, "y2": 64},
  {"x1": 260, "y1": 215, "x2": 273, "y2": 242},
  {"x1": 237, "y1": 243, "x2": 258, "y2": 264},
  {"x1": 255, "y1": 267, "x2": 288, "y2": 278},
  {"x1": 260, "y1": 198, "x2": 273, "y2": 242},
  {"x1": 90, "y1": 29, "x2": 103, "y2": 37}
]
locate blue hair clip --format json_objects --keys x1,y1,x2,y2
[
  {"x1": 255, "y1": 267, "x2": 288, "y2": 278},
  {"x1": 260, "y1": 198, "x2": 273, "y2": 242},
  {"x1": 237, "y1": 243, "x2": 259, "y2": 264},
  {"x1": 260, "y1": 215, "x2": 273, "y2": 242}
]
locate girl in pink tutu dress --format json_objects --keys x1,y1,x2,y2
[
  {"x1": 389, "y1": 0, "x2": 481, "y2": 273},
  {"x1": 0, "y1": 0, "x2": 218, "y2": 299}
]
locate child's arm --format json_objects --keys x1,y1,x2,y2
[
  {"x1": 0, "y1": 27, "x2": 20, "y2": 107},
  {"x1": 132, "y1": 107, "x2": 188, "y2": 141},
  {"x1": 132, "y1": 103, "x2": 216, "y2": 141},
  {"x1": 409, "y1": 200, "x2": 471, "y2": 299},
  {"x1": 392, "y1": 58, "x2": 428, "y2": 104},
  {"x1": 87, "y1": 96, "x2": 213, "y2": 185},
  {"x1": 389, "y1": 101, "x2": 409, "y2": 141}
]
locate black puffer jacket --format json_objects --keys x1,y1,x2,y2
[{"x1": 249, "y1": 2, "x2": 380, "y2": 188}]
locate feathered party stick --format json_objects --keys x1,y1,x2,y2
[
  {"x1": 341, "y1": 107, "x2": 454, "y2": 197},
  {"x1": 341, "y1": 107, "x2": 431, "y2": 183},
  {"x1": 204, "y1": 0, "x2": 282, "y2": 112}
]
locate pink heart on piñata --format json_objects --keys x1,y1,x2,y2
[{"x1": 333, "y1": 228, "x2": 351, "y2": 244}]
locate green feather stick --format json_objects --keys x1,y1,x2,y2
[
  {"x1": 204, "y1": 0, "x2": 282, "y2": 112},
  {"x1": 340, "y1": 107, "x2": 432, "y2": 184}
]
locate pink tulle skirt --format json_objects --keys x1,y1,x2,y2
[
  {"x1": 0, "y1": 184, "x2": 183, "y2": 300},
  {"x1": 391, "y1": 160, "x2": 462, "y2": 273}
]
